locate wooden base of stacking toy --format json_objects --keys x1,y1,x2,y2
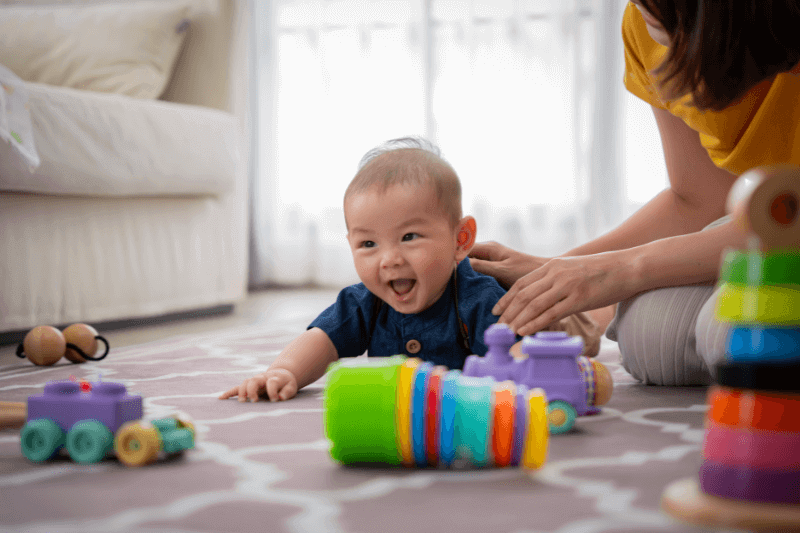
[{"x1": 662, "y1": 477, "x2": 800, "y2": 532}]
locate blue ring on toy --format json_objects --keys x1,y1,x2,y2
[
  {"x1": 438, "y1": 370, "x2": 460, "y2": 467},
  {"x1": 510, "y1": 384, "x2": 528, "y2": 466},
  {"x1": 411, "y1": 362, "x2": 433, "y2": 467},
  {"x1": 727, "y1": 327, "x2": 800, "y2": 363},
  {"x1": 455, "y1": 376, "x2": 493, "y2": 467}
]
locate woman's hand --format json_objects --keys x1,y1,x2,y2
[
  {"x1": 493, "y1": 252, "x2": 637, "y2": 336},
  {"x1": 469, "y1": 241, "x2": 549, "y2": 289}
]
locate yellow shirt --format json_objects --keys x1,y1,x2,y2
[{"x1": 622, "y1": 2, "x2": 800, "y2": 175}]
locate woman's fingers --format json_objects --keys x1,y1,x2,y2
[
  {"x1": 514, "y1": 293, "x2": 578, "y2": 337},
  {"x1": 469, "y1": 241, "x2": 508, "y2": 261},
  {"x1": 493, "y1": 266, "x2": 548, "y2": 317},
  {"x1": 502, "y1": 282, "x2": 559, "y2": 335}
]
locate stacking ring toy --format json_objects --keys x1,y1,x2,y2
[{"x1": 323, "y1": 356, "x2": 549, "y2": 469}]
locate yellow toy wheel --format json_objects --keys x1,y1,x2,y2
[
  {"x1": 115, "y1": 422, "x2": 161, "y2": 467},
  {"x1": 522, "y1": 388, "x2": 548, "y2": 470}
]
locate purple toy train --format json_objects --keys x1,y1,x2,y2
[
  {"x1": 463, "y1": 323, "x2": 613, "y2": 433},
  {"x1": 21, "y1": 379, "x2": 194, "y2": 466}
]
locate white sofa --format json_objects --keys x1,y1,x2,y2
[{"x1": 0, "y1": 0, "x2": 250, "y2": 334}]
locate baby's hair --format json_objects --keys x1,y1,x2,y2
[
  {"x1": 345, "y1": 137, "x2": 463, "y2": 227},
  {"x1": 637, "y1": 0, "x2": 800, "y2": 111}
]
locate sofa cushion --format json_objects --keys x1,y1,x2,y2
[
  {"x1": 0, "y1": 0, "x2": 202, "y2": 99},
  {"x1": 0, "y1": 81, "x2": 239, "y2": 198}
]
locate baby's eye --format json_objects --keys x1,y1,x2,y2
[
  {"x1": 402, "y1": 233, "x2": 419, "y2": 242},
  {"x1": 360, "y1": 240, "x2": 376, "y2": 248}
]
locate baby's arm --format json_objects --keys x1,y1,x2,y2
[{"x1": 218, "y1": 327, "x2": 338, "y2": 402}]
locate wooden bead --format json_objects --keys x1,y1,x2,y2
[
  {"x1": 592, "y1": 360, "x2": 614, "y2": 407},
  {"x1": 62, "y1": 323, "x2": 99, "y2": 364},
  {"x1": 22, "y1": 326, "x2": 65, "y2": 366}
]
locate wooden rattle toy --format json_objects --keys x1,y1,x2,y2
[{"x1": 16, "y1": 324, "x2": 110, "y2": 366}]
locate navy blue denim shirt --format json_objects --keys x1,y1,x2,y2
[{"x1": 308, "y1": 259, "x2": 506, "y2": 370}]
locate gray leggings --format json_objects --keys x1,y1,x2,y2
[{"x1": 605, "y1": 216, "x2": 732, "y2": 386}]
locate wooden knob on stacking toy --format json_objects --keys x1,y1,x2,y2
[
  {"x1": 63, "y1": 323, "x2": 99, "y2": 363},
  {"x1": 727, "y1": 164, "x2": 800, "y2": 249},
  {"x1": 20, "y1": 326, "x2": 66, "y2": 366}
]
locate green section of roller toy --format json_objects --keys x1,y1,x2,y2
[
  {"x1": 720, "y1": 250, "x2": 800, "y2": 287},
  {"x1": 716, "y1": 283, "x2": 800, "y2": 325},
  {"x1": 323, "y1": 355, "x2": 405, "y2": 464}
]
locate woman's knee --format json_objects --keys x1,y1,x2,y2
[
  {"x1": 607, "y1": 286, "x2": 715, "y2": 386},
  {"x1": 694, "y1": 286, "x2": 730, "y2": 374}
]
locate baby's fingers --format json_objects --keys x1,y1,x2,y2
[
  {"x1": 218, "y1": 386, "x2": 240, "y2": 400},
  {"x1": 277, "y1": 380, "x2": 298, "y2": 401},
  {"x1": 244, "y1": 379, "x2": 265, "y2": 402}
]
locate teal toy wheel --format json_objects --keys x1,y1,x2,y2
[
  {"x1": 21, "y1": 419, "x2": 65, "y2": 462},
  {"x1": 547, "y1": 401, "x2": 577, "y2": 434},
  {"x1": 66, "y1": 420, "x2": 114, "y2": 463}
]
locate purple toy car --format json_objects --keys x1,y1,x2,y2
[
  {"x1": 462, "y1": 324, "x2": 613, "y2": 433},
  {"x1": 20, "y1": 379, "x2": 194, "y2": 466}
]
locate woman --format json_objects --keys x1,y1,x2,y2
[{"x1": 470, "y1": 0, "x2": 800, "y2": 386}]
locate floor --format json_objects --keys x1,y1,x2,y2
[{"x1": 0, "y1": 288, "x2": 340, "y2": 363}]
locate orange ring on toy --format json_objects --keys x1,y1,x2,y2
[
  {"x1": 706, "y1": 385, "x2": 800, "y2": 431},
  {"x1": 491, "y1": 381, "x2": 516, "y2": 467}
]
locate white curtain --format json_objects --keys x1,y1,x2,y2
[{"x1": 249, "y1": 0, "x2": 668, "y2": 288}]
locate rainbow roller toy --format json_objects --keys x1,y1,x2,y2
[{"x1": 323, "y1": 355, "x2": 549, "y2": 469}]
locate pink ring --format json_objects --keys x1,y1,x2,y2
[{"x1": 703, "y1": 420, "x2": 800, "y2": 470}]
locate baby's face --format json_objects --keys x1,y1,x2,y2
[{"x1": 345, "y1": 183, "x2": 461, "y2": 314}]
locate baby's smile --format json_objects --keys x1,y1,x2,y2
[{"x1": 390, "y1": 278, "x2": 416, "y2": 297}]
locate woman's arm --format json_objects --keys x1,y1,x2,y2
[
  {"x1": 488, "y1": 106, "x2": 750, "y2": 336},
  {"x1": 566, "y1": 107, "x2": 736, "y2": 256}
]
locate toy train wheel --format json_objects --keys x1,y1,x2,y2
[
  {"x1": 21, "y1": 419, "x2": 65, "y2": 462},
  {"x1": 546, "y1": 401, "x2": 577, "y2": 434},
  {"x1": 66, "y1": 420, "x2": 114, "y2": 463},
  {"x1": 115, "y1": 422, "x2": 161, "y2": 467}
]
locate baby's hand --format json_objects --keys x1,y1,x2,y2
[{"x1": 218, "y1": 368, "x2": 298, "y2": 403}]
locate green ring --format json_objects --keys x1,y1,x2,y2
[
  {"x1": 323, "y1": 355, "x2": 405, "y2": 464},
  {"x1": 719, "y1": 250, "x2": 800, "y2": 287},
  {"x1": 66, "y1": 420, "x2": 114, "y2": 464},
  {"x1": 21, "y1": 419, "x2": 65, "y2": 462},
  {"x1": 715, "y1": 283, "x2": 800, "y2": 325}
]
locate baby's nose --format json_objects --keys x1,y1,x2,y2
[{"x1": 380, "y1": 246, "x2": 403, "y2": 268}]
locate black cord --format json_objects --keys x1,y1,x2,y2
[{"x1": 66, "y1": 336, "x2": 110, "y2": 361}]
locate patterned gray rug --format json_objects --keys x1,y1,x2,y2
[{"x1": 0, "y1": 317, "x2": 726, "y2": 533}]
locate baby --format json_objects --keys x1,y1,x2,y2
[{"x1": 219, "y1": 137, "x2": 507, "y2": 402}]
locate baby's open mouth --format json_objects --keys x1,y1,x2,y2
[{"x1": 390, "y1": 279, "x2": 416, "y2": 295}]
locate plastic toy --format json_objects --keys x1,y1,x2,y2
[
  {"x1": 661, "y1": 165, "x2": 800, "y2": 532},
  {"x1": 16, "y1": 323, "x2": 110, "y2": 366},
  {"x1": 323, "y1": 355, "x2": 549, "y2": 469},
  {"x1": 462, "y1": 324, "x2": 613, "y2": 433},
  {"x1": 11, "y1": 379, "x2": 194, "y2": 467}
]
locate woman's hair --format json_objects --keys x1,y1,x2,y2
[
  {"x1": 345, "y1": 137, "x2": 463, "y2": 226},
  {"x1": 637, "y1": 0, "x2": 800, "y2": 111}
]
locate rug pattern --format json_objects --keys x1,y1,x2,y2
[{"x1": 0, "y1": 311, "x2": 726, "y2": 533}]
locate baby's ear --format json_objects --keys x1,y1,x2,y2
[{"x1": 455, "y1": 216, "x2": 477, "y2": 260}]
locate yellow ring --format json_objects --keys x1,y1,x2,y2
[
  {"x1": 716, "y1": 283, "x2": 800, "y2": 325},
  {"x1": 395, "y1": 358, "x2": 420, "y2": 466},
  {"x1": 522, "y1": 388, "x2": 548, "y2": 470}
]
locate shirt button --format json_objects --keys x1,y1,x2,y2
[{"x1": 405, "y1": 339, "x2": 421, "y2": 354}]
